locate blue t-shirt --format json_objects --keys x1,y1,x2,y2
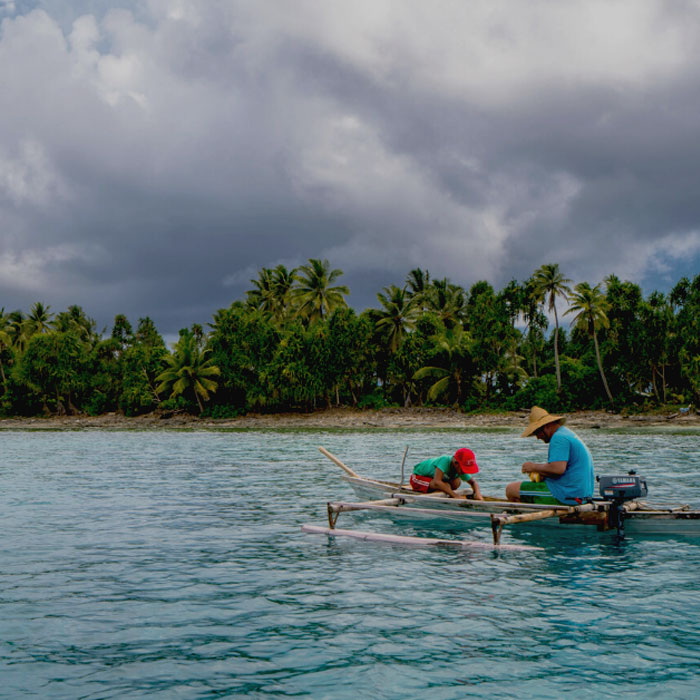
[{"x1": 545, "y1": 426, "x2": 594, "y2": 504}]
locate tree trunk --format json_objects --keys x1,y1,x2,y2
[
  {"x1": 553, "y1": 306, "x2": 562, "y2": 392},
  {"x1": 593, "y1": 330, "x2": 614, "y2": 408},
  {"x1": 661, "y1": 364, "x2": 667, "y2": 404},
  {"x1": 651, "y1": 364, "x2": 660, "y2": 402},
  {"x1": 144, "y1": 368, "x2": 161, "y2": 403},
  {"x1": 532, "y1": 344, "x2": 538, "y2": 378}
]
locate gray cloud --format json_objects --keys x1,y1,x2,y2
[{"x1": 2, "y1": 1, "x2": 700, "y2": 337}]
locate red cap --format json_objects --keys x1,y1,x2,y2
[{"x1": 454, "y1": 448, "x2": 479, "y2": 474}]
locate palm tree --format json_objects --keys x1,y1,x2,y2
[
  {"x1": 565, "y1": 281, "x2": 615, "y2": 408},
  {"x1": 293, "y1": 259, "x2": 349, "y2": 323},
  {"x1": 155, "y1": 332, "x2": 221, "y2": 413},
  {"x1": 54, "y1": 305, "x2": 97, "y2": 343},
  {"x1": 0, "y1": 309, "x2": 12, "y2": 387},
  {"x1": 270, "y1": 264, "x2": 297, "y2": 323},
  {"x1": 375, "y1": 285, "x2": 418, "y2": 352},
  {"x1": 426, "y1": 278, "x2": 466, "y2": 328},
  {"x1": 640, "y1": 291, "x2": 673, "y2": 403},
  {"x1": 248, "y1": 265, "x2": 298, "y2": 324},
  {"x1": 498, "y1": 347, "x2": 529, "y2": 392},
  {"x1": 7, "y1": 310, "x2": 25, "y2": 351},
  {"x1": 23, "y1": 302, "x2": 54, "y2": 338},
  {"x1": 521, "y1": 279, "x2": 548, "y2": 378},
  {"x1": 413, "y1": 325, "x2": 472, "y2": 405},
  {"x1": 246, "y1": 267, "x2": 275, "y2": 315},
  {"x1": 531, "y1": 264, "x2": 572, "y2": 393},
  {"x1": 405, "y1": 268, "x2": 431, "y2": 311},
  {"x1": 498, "y1": 280, "x2": 525, "y2": 381}
]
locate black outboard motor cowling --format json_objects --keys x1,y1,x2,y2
[
  {"x1": 598, "y1": 474, "x2": 648, "y2": 501},
  {"x1": 596, "y1": 471, "x2": 647, "y2": 540}
]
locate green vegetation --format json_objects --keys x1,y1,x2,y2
[{"x1": 2, "y1": 260, "x2": 700, "y2": 417}]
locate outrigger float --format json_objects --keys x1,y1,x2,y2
[{"x1": 300, "y1": 447, "x2": 700, "y2": 550}]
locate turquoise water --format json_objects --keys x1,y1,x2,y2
[{"x1": 2, "y1": 428, "x2": 700, "y2": 698}]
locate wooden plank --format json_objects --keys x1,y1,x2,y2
[{"x1": 301, "y1": 524, "x2": 542, "y2": 551}]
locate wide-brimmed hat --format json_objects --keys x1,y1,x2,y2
[
  {"x1": 453, "y1": 448, "x2": 479, "y2": 474},
  {"x1": 521, "y1": 406, "x2": 563, "y2": 437}
]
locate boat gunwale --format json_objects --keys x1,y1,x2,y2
[{"x1": 341, "y1": 475, "x2": 700, "y2": 521}]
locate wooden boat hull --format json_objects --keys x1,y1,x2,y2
[{"x1": 340, "y1": 474, "x2": 700, "y2": 537}]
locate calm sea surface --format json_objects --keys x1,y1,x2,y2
[{"x1": 2, "y1": 427, "x2": 700, "y2": 699}]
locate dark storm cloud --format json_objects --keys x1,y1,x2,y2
[
  {"x1": 270, "y1": 13, "x2": 700, "y2": 293},
  {"x1": 2, "y1": 1, "x2": 700, "y2": 338}
]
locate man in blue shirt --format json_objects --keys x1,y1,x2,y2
[{"x1": 505, "y1": 406, "x2": 594, "y2": 505}]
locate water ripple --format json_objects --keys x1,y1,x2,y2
[{"x1": 1, "y1": 429, "x2": 700, "y2": 698}]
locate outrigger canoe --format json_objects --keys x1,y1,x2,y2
[{"x1": 309, "y1": 447, "x2": 700, "y2": 546}]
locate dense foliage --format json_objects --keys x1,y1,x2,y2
[{"x1": 2, "y1": 259, "x2": 700, "y2": 416}]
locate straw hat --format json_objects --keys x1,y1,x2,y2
[{"x1": 521, "y1": 406, "x2": 563, "y2": 437}]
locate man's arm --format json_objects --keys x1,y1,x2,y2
[
  {"x1": 521, "y1": 460, "x2": 567, "y2": 477},
  {"x1": 468, "y1": 478, "x2": 484, "y2": 500},
  {"x1": 430, "y1": 468, "x2": 464, "y2": 498}
]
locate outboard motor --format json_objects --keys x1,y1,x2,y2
[{"x1": 597, "y1": 471, "x2": 648, "y2": 539}]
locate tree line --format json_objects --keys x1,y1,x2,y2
[{"x1": 1, "y1": 259, "x2": 700, "y2": 417}]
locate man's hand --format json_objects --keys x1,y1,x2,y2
[{"x1": 522, "y1": 461, "x2": 538, "y2": 474}]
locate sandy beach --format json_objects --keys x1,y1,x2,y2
[{"x1": 1, "y1": 406, "x2": 698, "y2": 431}]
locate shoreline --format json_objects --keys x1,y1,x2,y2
[{"x1": 1, "y1": 406, "x2": 699, "y2": 431}]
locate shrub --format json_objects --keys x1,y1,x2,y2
[
  {"x1": 201, "y1": 404, "x2": 244, "y2": 419},
  {"x1": 358, "y1": 389, "x2": 396, "y2": 409},
  {"x1": 510, "y1": 375, "x2": 560, "y2": 412}
]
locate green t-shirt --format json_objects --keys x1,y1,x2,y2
[{"x1": 412, "y1": 455, "x2": 471, "y2": 482}]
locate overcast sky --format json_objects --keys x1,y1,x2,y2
[{"x1": 2, "y1": 0, "x2": 700, "y2": 338}]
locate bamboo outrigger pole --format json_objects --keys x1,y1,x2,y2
[
  {"x1": 318, "y1": 447, "x2": 361, "y2": 478},
  {"x1": 490, "y1": 502, "x2": 596, "y2": 544},
  {"x1": 302, "y1": 524, "x2": 542, "y2": 552},
  {"x1": 399, "y1": 446, "x2": 409, "y2": 489}
]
